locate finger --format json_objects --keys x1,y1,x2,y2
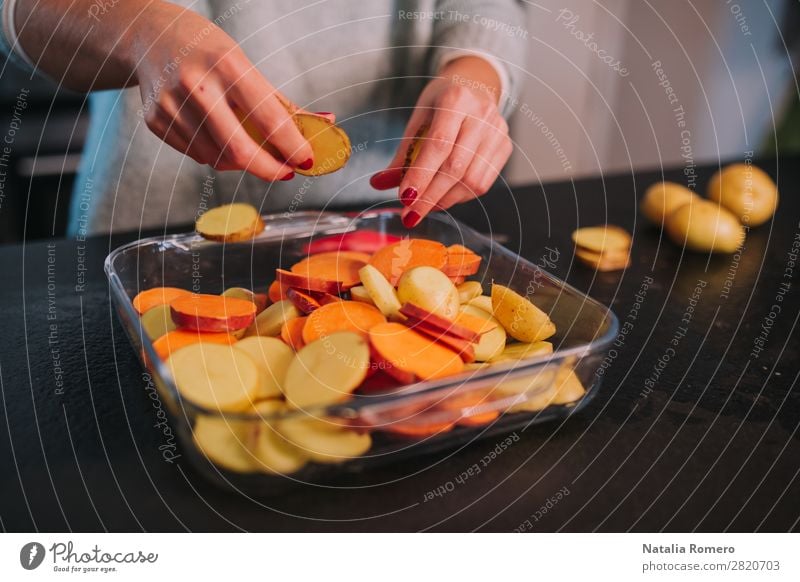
[
  {"x1": 398, "y1": 106, "x2": 466, "y2": 206},
  {"x1": 369, "y1": 167, "x2": 403, "y2": 190},
  {"x1": 460, "y1": 116, "x2": 511, "y2": 192},
  {"x1": 436, "y1": 136, "x2": 512, "y2": 211},
  {"x1": 436, "y1": 184, "x2": 477, "y2": 211},
  {"x1": 229, "y1": 69, "x2": 314, "y2": 169},
  {"x1": 170, "y1": 101, "x2": 226, "y2": 166},
  {"x1": 401, "y1": 116, "x2": 484, "y2": 222},
  {"x1": 192, "y1": 86, "x2": 296, "y2": 181}
]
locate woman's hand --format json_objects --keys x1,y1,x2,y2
[
  {"x1": 133, "y1": 3, "x2": 315, "y2": 181},
  {"x1": 370, "y1": 57, "x2": 513, "y2": 228}
]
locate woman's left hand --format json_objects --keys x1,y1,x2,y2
[{"x1": 370, "y1": 62, "x2": 512, "y2": 228}]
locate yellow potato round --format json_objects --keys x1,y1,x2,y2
[
  {"x1": 490, "y1": 341, "x2": 553, "y2": 363},
  {"x1": 349, "y1": 285, "x2": 375, "y2": 305},
  {"x1": 167, "y1": 343, "x2": 260, "y2": 412},
  {"x1": 664, "y1": 199, "x2": 745, "y2": 253},
  {"x1": 195, "y1": 203, "x2": 264, "y2": 242},
  {"x1": 283, "y1": 331, "x2": 369, "y2": 409},
  {"x1": 708, "y1": 163, "x2": 778, "y2": 226},
  {"x1": 459, "y1": 305, "x2": 506, "y2": 362},
  {"x1": 396, "y1": 266, "x2": 459, "y2": 319},
  {"x1": 490, "y1": 284, "x2": 556, "y2": 343},
  {"x1": 358, "y1": 264, "x2": 401, "y2": 317},
  {"x1": 456, "y1": 281, "x2": 483, "y2": 304},
  {"x1": 244, "y1": 299, "x2": 300, "y2": 337},
  {"x1": 276, "y1": 416, "x2": 372, "y2": 464},
  {"x1": 467, "y1": 295, "x2": 493, "y2": 313},
  {"x1": 571, "y1": 225, "x2": 631, "y2": 253},
  {"x1": 234, "y1": 336, "x2": 295, "y2": 399},
  {"x1": 193, "y1": 415, "x2": 258, "y2": 473},
  {"x1": 640, "y1": 181, "x2": 697, "y2": 225},
  {"x1": 250, "y1": 401, "x2": 308, "y2": 474},
  {"x1": 140, "y1": 303, "x2": 176, "y2": 341}
]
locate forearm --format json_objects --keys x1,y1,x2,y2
[
  {"x1": 14, "y1": 0, "x2": 177, "y2": 90},
  {"x1": 438, "y1": 55, "x2": 502, "y2": 104}
]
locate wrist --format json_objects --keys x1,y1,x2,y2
[{"x1": 437, "y1": 56, "x2": 501, "y2": 104}]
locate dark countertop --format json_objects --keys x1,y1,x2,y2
[{"x1": 1, "y1": 158, "x2": 798, "y2": 532}]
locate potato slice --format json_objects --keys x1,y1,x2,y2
[
  {"x1": 640, "y1": 181, "x2": 698, "y2": 225},
  {"x1": 349, "y1": 285, "x2": 376, "y2": 305},
  {"x1": 664, "y1": 199, "x2": 745, "y2": 253},
  {"x1": 222, "y1": 287, "x2": 268, "y2": 313},
  {"x1": 490, "y1": 341, "x2": 553, "y2": 363},
  {"x1": 552, "y1": 369, "x2": 586, "y2": 405},
  {"x1": 358, "y1": 264, "x2": 401, "y2": 317},
  {"x1": 196, "y1": 203, "x2": 264, "y2": 242},
  {"x1": 708, "y1": 163, "x2": 778, "y2": 226},
  {"x1": 284, "y1": 331, "x2": 370, "y2": 409},
  {"x1": 396, "y1": 266, "x2": 460, "y2": 319},
  {"x1": 141, "y1": 303, "x2": 176, "y2": 341},
  {"x1": 456, "y1": 281, "x2": 483, "y2": 304},
  {"x1": 459, "y1": 305, "x2": 506, "y2": 362},
  {"x1": 575, "y1": 248, "x2": 631, "y2": 272},
  {"x1": 491, "y1": 284, "x2": 556, "y2": 343},
  {"x1": 277, "y1": 416, "x2": 372, "y2": 464},
  {"x1": 467, "y1": 295, "x2": 493, "y2": 313},
  {"x1": 234, "y1": 336, "x2": 294, "y2": 399},
  {"x1": 166, "y1": 343, "x2": 260, "y2": 412},
  {"x1": 250, "y1": 400, "x2": 308, "y2": 474},
  {"x1": 244, "y1": 299, "x2": 301, "y2": 337},
  {"x1": 571, "y1": 225, "x2": 631, "y2": 254},
  {"x1": 193, "y1": 415, "x2": 258, "y2": 473}
]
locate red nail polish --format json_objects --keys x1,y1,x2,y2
[
  {"x1": 314, "y1": 112, "x2": 332, "y2": 116},
  {"x1": 370, "y1": 167, "x2": 403, "y2": 190},
  {"x1": 402, "y1": 211, "x2": 421, "y2": 229},
  {"x1": 400, "y1": 187, "x2": 417, "y2": 206},
  {"x1": 280, "y1": 171, "x2": 295, "y2": 181},
  {"x1": 298, "y1": 158, "x2": 314, "y2": 170}
]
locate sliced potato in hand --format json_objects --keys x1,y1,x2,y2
[
  {"x1": 196, "y1": 203, "x2": 264, "y2": 242},
  {"x1": 491, "y1": 284, "x2": 555, "y2": 343},
  {"x1": 277, "y1": 415, "x2": 371, "y2": 464},
  {"x1": 284, "y1": 331, "x2": 370, "y2": 409},
  {"x1": 234, "y1": 336, "x2": 295, "y2": 399},
  {"x1": 166, "y1": 343, "x2": 260, "y2": 412},
  {"x1": 141, "y1": 303, "x2": 176, "y2": 341},
  {"x1": 193, "y1": 415, "x2": 258, "y2": 473},
  {"x1": 359, "y1": 264, "x2": 401, "y2": 317},
  {"x1": 245, "y1": 299, "x2": 301, "y2": 337}
]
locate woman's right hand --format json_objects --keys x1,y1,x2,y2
[{"x1": 132, "y1": 3, "x2": 313, "y2": 180}]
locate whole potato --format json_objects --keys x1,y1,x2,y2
[
  {"x1": 708, "y1": 163, "x2": 778, "y2": 226},
  {"x1": 640, "y1": 181, "x2": 698, "y2": 225},
  {"x1": 664, "y1": 199, "x2": 745, "y2": 253},
  {"x1": 396, "y1": 266, "x2": 460, "y2": 319}
]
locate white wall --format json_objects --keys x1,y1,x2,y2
[{"x1": 507, "y1": 0, "x2": 794, "y2": 186}]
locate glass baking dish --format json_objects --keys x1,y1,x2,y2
[{"x1": 105, "y1": 210, "x2": 618, "y2": 493}]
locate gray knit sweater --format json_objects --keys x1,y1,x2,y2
[{"x1": 1, "y1": 0, "x2": 526, "y2": 234}]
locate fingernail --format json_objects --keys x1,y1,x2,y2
[
  {"x1": 402, "y1": 211, "x2": 421, "y2": 229},
  {"x1": 400, "y1": 187, "x2": 417, "y2": 206},
  {"x1": 298, "y1": 158, "x2": 314, "y2": 170},
  {"x1": 370, "y1": 167, "x2": 403, "y2": 190},
  {"x1": 281, "y1": 171, "x2": 295, "y2": 181},
  {"x1": 314, "y1": 112, "x2": 332, "y2": 116}
]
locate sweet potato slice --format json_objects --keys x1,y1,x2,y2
[
  {"x1": 268, "y1": 280, "x2": 288, "y2": 303},
  {"x1": 222, "y1": 287, "x2": 268, "y2": 313},
  {"x1": 291, "y1": 252, "x2": 367, "y2": 289},
  {"x1": 132, "y1": 287, "x2": 191, "y2": 314},
  {"x1": 368, "y1": 239, "x2": 447, "y2": 285},
  {"x1": 170, "y1": 294, "x2": 257, "y2": 332},
  {"x1": 412, "y1": 325, "x2": 476, "y2": 363},
  {"x1": 275, "y1": 268, "x2": 343, "y2": 294},
  {"x1": 166, "y1": 343, "x2": 260, "y2": 412},
  {"x1": 302, "y1": 300, "x2": 386, "y2": 344},
  {"x1": 399, "y1": 303, "x2": 479, "y2": 342},
  {"x1": 283, "y1": 331, "x2": 370, "y2": 409},
  {"x1": 286, "y1": 287, "x2": 322, "y2": 314},
  {"x1": 304, "y1": 231, "x2": 401, "y2": 255},
  {"x1": 280, "y1": 316, "x2": 307, "y2": 350},
  {"x1": 196, "y1": 202, "x2": 264, "y2": 242},
  {"x1": 152, "y1": 329, "x2": 237, "y2": 361},
  {"x1": 369, "y1": 322, "x2": 464, "y2": 381},
  {"x1": 442, "y1": 248, "x2": 482, "y2": 277},
  {"x1": 441, "y1": 391, "x2": 500, "y2": 427}
]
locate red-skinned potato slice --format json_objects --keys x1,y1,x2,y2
[
  {"x1": 286, "y1": 287, "x2": 322, "y2": 314},
  {"x1": 275, "y1": 268, "x2": 344, "y2": 294},
  {"x1": 132, "y1": 287, "x2": 191, "y2": 314},
  {"x1": 268, "y1": 280, "x2": 288, "y2": 303},
  {"x1": 170, "y1": 294, "x2": 257, "y2": 332},
  {"x1": 399, "y1": 303, "x2": 479, "y2": 343},
  {"x1": 411, "y1": 325, "x2": 476, "y2": 363},
  {"x1": 304, "y1": 231, "x2": 401, "y2": 255},
  {"x1": 442, "y1": 251, "x2": 482, "y2": 277}
]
